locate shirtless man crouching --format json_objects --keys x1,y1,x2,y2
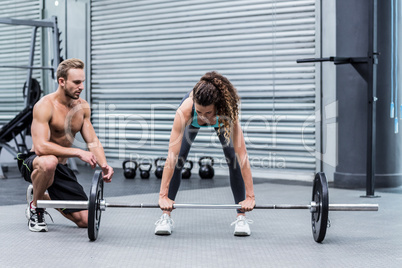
[{"x1": 18, "y1": 58, "x2": 114, "y2": 232}]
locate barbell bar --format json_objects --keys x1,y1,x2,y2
[
  {"x1": 37, "y1": 171, "x2": 379, "y2": 243},
  {"x1": 37, "y1": 200, "x2": 378, "y2": 212}
]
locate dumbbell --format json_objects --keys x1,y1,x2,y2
[
  {"x1": 154, "y1": 157, "x2": 166, "y2": 179},
  {"x1": 198, "y1": 156, "x2": 214, "y2": 179},
  {"x1": 122, "y1": 160, "x2": 138, "y2": 179},
  {"x1": 182, "y1": 160, "x2": 193, "y2": 179}
]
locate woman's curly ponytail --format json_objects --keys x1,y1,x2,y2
[{"x1": 192, "y1": 71, "x2": 240, "y2": 143}]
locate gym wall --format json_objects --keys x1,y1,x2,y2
[
  {"x1": 2, "y1": 0, "x2": 320, "y2": 182},
  {"x1": 89, "y1": 0, "x2": 319, "y2": 181}
]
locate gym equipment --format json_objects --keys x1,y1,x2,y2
[
  {"x1": 311, "y1": 172, "x2": 329, "y2": 242},
  {"x1": 37, "y1": 171, "x2": 378, "y2": 242},
  {"x1": 139, "y1": 162, "x2": 152, "y2": 179},
  {"x1": 198, "y1": 156, "x2": 214, "y2": 179},
  {"x1": 0, "y1": 17, "x2": 61, "y2": 104},
  {"x1": 154, "y1": 157, "x2": 166, "y2": 179},
  {"x1": 297, "y1": 0, "x2": 378, "y2": 197},
  {"x1": 0, "y1": 79, "x2": 42, "y2": 179},
  {"x1": 122, "y1": 160, "x2": 138, "y2": 179},
  {"x1": 88, "y1": 171, "x2": 103, "y2": 241},
  {"x1": 182, "y1": 160, "x2": 193, "y2": 179},
  {"x1": 0, "y1": 16, "x2": 61, "y2": 179}
]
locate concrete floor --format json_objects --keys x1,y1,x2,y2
[{"x1": 0, "y1": 166, "x2": 401, "y2": 268}]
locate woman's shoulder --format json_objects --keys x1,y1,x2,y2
[
  {"x1": 176, "y1": 95, "x2": 194, "y2": 123},
  {"x1": 179, "y1": 95, "x2": 193, "y2": 111}
]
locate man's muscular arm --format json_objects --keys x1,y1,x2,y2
[
  {"x1": 80, "y1": 101, "x2": 114, "y2": 182},
  {"x1": 31, "y1": 99, "x2": 97, "y2": 167}
]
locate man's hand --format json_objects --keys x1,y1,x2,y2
[
  {"x1": 101, "y1": 164, "x2": 114, "y2": 183},
  {"x1": 78, "y1": 150, "x2": 97, "y2": 168}
]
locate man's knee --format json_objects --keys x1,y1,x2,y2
[
  {"x1": 71, "y1": 211, "x2": 88, "y2": 228},
  {"x1": 35, "y1": 155, "x2": 58, "y2": 174},
  {"x1": 76, "y1": 219, "x2": 88, "y2": 228}
]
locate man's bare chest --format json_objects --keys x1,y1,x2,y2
[{"x1": 49, "y1": 108, "x2": 84, "y2": 136}]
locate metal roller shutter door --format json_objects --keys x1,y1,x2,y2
[
  {"x1": 90, "y1": 0, "x2": 318, "y2": 180},
  {"x1": 0, "y1": 0, "x2": 42, "y2": 124}
]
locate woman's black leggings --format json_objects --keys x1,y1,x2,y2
[{"x1": 167, "y1": 96, "x2": 246, "y2": 212}]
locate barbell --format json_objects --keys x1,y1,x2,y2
[{"x1": 37, "y1": 171, "x2": 379, "y2": 242}]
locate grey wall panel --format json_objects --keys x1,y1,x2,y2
[{"x1": 90, "y1": 0, "x2": 318, "y2": 180}]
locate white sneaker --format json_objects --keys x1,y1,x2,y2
[
  {"x1": 155, "y1": 214, "x2": 174, "y2": 235},
  {"x1": 231, "y1": 215, "x2": 253, "y2": 236},
  {"x1": 25, "y1": 184, "x2": 34, "y2": 220}
]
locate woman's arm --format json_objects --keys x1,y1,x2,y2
[
  {"x1": 232, "y1": 120, "x2": 256, "y2": 211},
  {"x1": 158, "y1": 98, "x2": 193, "y2": 211}
]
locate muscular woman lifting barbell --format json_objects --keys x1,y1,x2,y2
[{"x1": 156, "y1": 71, "x2": 256, "y2": 236}]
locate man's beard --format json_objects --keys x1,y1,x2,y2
[{"x1": 65, "y1": 90, "x2": 79, "y2": 100}]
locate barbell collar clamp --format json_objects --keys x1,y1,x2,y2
[
  {"x1": 310, "y1": 201, "x2": 318, "y2": 213},
  {"x1": 100, "y1": 199, "x2": 106, "y2": 211}
]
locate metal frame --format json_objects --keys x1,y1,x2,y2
[
  {"x1": 0, "y1": 16, "x2": 60, "y2": 106},
  {"x1": 297, "y1": 0, "x2": 379, "y2": 196},
  {"x1": 315, "y1": 0, "x2": 322, "y2": 174},
  {"x1": 0, "y1": 16, "x2": 61, "y2": 179}
]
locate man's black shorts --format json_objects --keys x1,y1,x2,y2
[{"x1": 17, "y1": 152, "x2": 88, "y2": 214}]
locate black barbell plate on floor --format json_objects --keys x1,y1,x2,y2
[
  {"x1": 88, "y1": 170, "x2": 103, "y2": 241},
  {"x1": 311, "y1": 172, "x2": 329, "y2": 243}
]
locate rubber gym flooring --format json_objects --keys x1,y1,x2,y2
[{"x1": 0, "y1": 165, "x2": 401, "y2": 268}]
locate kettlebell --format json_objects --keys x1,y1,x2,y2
[
  {"x1": 198, "y1": 156, "x2": 214, "y2": 179},
  {"x1": 122, "y1": 160, "x2": 138, "y2": 179},
  {"x1": 182, "y1": 160, "x2": 193, "y2": 179},
  {"x1": 139, "y1": 162, "x2": 152, "y2": 179},
  {"x1": 154, "y1": 157, "x2": 166, "y2": 179}
]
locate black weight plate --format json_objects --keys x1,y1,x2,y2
[
  {"x1": 311, "y1": 172, "x2": 329, "y2": 243},
  {"x1": 88, "y1": 170, "x2": 103, "y2": 241}
]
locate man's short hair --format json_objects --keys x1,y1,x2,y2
[{"x1": 56, "y1": 58, "x2": 84, "y2": 81}]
